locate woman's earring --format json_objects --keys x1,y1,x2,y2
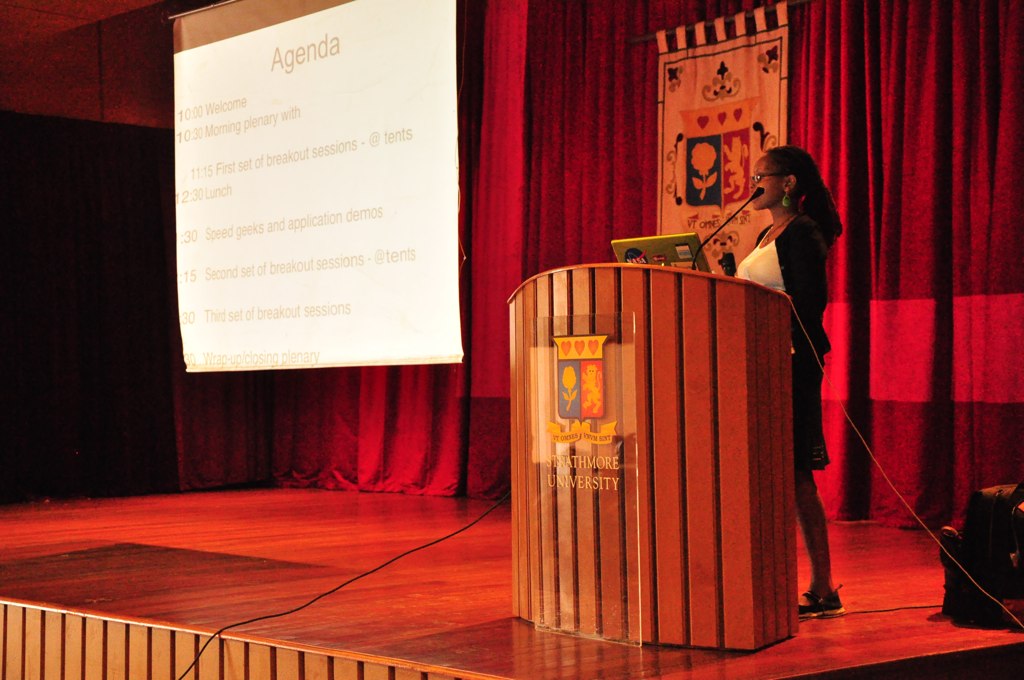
[{"x1": 782, "y1": 190, "x2": 792, "y2": 208}]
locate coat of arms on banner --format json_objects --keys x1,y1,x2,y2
[
  {"x1": 657, "y1": 6, "x2": 789, "y2": 272},
  {"x1": 676, "y1": 99, "x2": 754, "y2": 209},
  {"x1": 547, "y1": 334, "x2": 617, "y2": 445}
]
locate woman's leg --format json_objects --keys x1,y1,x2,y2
[{"x1": 795, "y1": 467, "x2": 836, "y2": 599}]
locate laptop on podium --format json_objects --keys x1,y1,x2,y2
[{"x1": 611, "y1": 232, "x2": 710, "y2": 272}]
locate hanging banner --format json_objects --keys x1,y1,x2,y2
[{"x1": 657, "y1": 5, "x2": 789, "y2": 273}]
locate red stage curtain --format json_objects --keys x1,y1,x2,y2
[
  {"x1": 5, "y1": 1, "x2": 1022, "y2": 526},
  {"x1": 512, "y1": 0, "x2": 1024, "y2": 524},
  {"x1": 790, "y1": 0, "x2": 1024, "y2": 525},
  {"x1": 464, "y1": 0, "x2": 531, "y2": 498}
]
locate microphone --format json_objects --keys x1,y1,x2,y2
[
  {"x1": 691, "y1": 186, "x2": 764, "y2": 271},
  {"x1": 718, "y1": 252, "x2": 737, "y2": 276}
]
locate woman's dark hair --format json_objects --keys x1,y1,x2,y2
[{"x1": 764, "y1": 145, "x2": 843, "y2": 245}]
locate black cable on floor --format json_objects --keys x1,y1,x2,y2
[
  {"x1": 176, "y1": 490, "x2": 511, "y2": 680},
  {"x1": 844, "y1": 604, "x2": 942, "y2": 616}
]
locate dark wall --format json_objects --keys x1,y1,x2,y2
[
  {"x1": 0, "y1": 111, "x2": 181, "y2": 501},
  {"x1": 0, "y1": 4, "x2": 173, "y2": 128}
]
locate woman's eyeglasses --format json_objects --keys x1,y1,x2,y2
[{"x1": 751, "y1": 172, "x2": 784, "y2": 184}]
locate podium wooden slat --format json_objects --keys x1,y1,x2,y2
[
  {"x1": 716, "y1": 282, "x2": 760, "y2": 650},
  {"x1": 509, "y1": 270, "x2": 528, "y2": 614},
  {"x1": 649, "y1": 271, "x2": 686, "y2": 644},
  {"x1": 593, "y1": 267, "x2": 626, "y2": 641},
  {"x1": 551, "y1": 271, "x2": 575, "y2": 632},
  {"x1": 619, "y1": 267, "x2": 653, "y2": 643},
  {"x1": 571, "y1": 268, "x2": 599, "y2": 637},
  {"x1": 533, "y1": 274, "x2": 557, "y2": 630},
  {"x1": 680, "y1": 274, "x2": 720, "y2": 648},
  {"x1": 522, "y1": 277, "x2": 541, "y2": 624},
  {"x1": 758, "y1": 298, "x2": 777, "y2": 646},
  {"x1": 510, "y1": 263, "x2": 795, "y2": 650}
]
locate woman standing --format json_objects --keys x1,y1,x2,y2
[{"x1": 738, "y1": 145, "x2": 845, "y2": 619}]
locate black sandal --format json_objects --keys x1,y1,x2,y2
[{"x1": 798, "y1": 585, "x2": 846, "y2": 619}]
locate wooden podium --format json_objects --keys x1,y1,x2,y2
[{"x1": 508, "y1": 263, "x2": 797, "y2": 650}]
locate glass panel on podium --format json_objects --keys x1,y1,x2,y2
[{"x1": 525, "y1": 312, "x2": 641, "y2": 644}]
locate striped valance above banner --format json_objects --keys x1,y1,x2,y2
[{"x1": 656, "y1": 3, "x2": 790, "y2": 274}]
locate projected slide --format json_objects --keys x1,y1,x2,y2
[{"x1": 173, "y1": 0, "x2": 461, "y2": 371}]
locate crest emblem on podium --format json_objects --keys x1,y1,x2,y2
[
  {"x1": 547, "y1": 334, "x2": 616, "y2": 444},
  {"x1": 556, "y1": 335, "x2": 605, "y2": 419}
]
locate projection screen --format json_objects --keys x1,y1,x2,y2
[{"x1": 173, "y1": 0, "x2": 462, "y2": 371}]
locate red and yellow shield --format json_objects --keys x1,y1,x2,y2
[{"x1": 548, "y1": 334, "x2": 617, "y2": 444}]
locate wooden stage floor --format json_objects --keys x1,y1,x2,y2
[{"x1": 1, "y1": 488, "x2": 1022, "y2": 679}]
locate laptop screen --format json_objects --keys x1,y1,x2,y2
[{"x1": 610, "y1": 232, "x2": 710, "y2": 272}]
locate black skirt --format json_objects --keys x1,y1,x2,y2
[{"x1": 792, "y1": 349, "x2": 829, "y2": 471}]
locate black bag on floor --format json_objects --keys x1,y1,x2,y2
[{"x1": 940, "y1": 482, "x2": 1024, "y2": 627}]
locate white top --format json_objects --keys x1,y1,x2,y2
[{"x1": 737, "y1": 240, "x2": 786, "y2": 292}]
